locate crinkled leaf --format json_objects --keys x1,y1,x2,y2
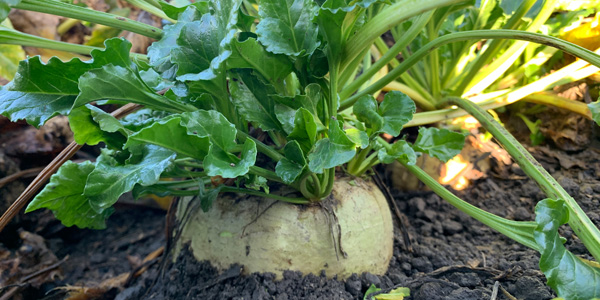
[
  {"x1": 69, "y1": 105, "x2": 127, "y2": 148},
  {"x1": 74, "y1": 64, "x2": 188, "y2": 112},
  {"x1": 147, "y1": 6, "x2": 203, "y2": 79},
  {"x1": 0, "y1": 38, "x2": 132, "y2": 127},
  {"x1": 534, "y1": 199, "x2": 600, "y2": 299},
  {"x1": 228, "y1": 37, "x2": 292, "y2": 86},
  {"x1": 84, "y1": 145, "x2": 176, "y2": 212},
  {"x1": 589, "y1": 99, "x2": 600, "y2": 126},
  {"x1": 378, "y1": 140, "x2": 416, "y2": 165},
  {"x1": 256, "y1": 0, "x2": 319, "y2": 57},
  {"x1": 229, "y1": 69, "x2": 283, "y2": 131},
  {"x1": 125, "y1": 116, "x2": 209, "y2": 160},
  {"x1": 275, "y1": 140, "x2": 306, "y2": 184},
  {"x1": 413, "y1": 127, "x2": 465, "y2": 163},
  {"x1": 25, "y1": 161, "x2": 112, "y2": 229},
  {"x1": 119, "y1": 108, "x2": 172, "y2": 131},
  {"x1": 288, "y1": 108, "x2": 318, "y2": 153},
  {"x1": 379, "y1": 91, "x2": 416, "y2": 137},
  {"x1": 354, "y1": 95, "x2": 383, "y2": 134},
  {"x1": 180, "y1": 110, "x2": 256, "y2": 178},
  {"x1": 0, "y1": 0, "x2": 20, "y2": 22},
  {"x1": 174, "y1": 0, "x2": 242, "y2": 82},
  {"x1": 245, "y1": 175, "x2": 269, "y2": 193},
  {"x1": 345, "y1": 128, "x2": 369, "y2": 149},
  {"x1": 308, "y1": 121, "x2": 356, "y2": 173}
]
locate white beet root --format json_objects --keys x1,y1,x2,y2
[{"x1": 175, "y1": 177, "x2": 394, "y2": 279}]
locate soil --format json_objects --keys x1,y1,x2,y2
[{"x1": 2, "y1": 138, "x2": 599, "y2": 300}]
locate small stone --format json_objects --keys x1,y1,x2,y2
[
  {"x1": 423, "y1": 209, "x2": 437, "y2": 221},
  {"x1": 443, "y1": 220, "x2": 463, "y2": 235},
  {"x1": 512, "y1": 207, "x2": 531, "y2": 221},
  {"x1": 510, "y1": 276, "x2": 553, "y2": 300},
  {"x1": 361, "y1": 273, "x2": 381, "y2": 288},
  {"x1": 388, "y1": 272, "x2": 407, "y2": 285},
  {"x1": 409, "y1": 197, "x2": 426, "y2": 213},
  {"x1": 344, "y1": 277, "x2": 362, "y2": 297},
  {"x1": 447, "y1": 272, "x2": 481, "y2": 288},
  {"x1": 411, "y1": 257, "x2": 433, "y2": 273},
  {"x1": 511, "y1": 163, "x2": 525, "y2": 176},
  {"x1": 90, "y1": 253, "x2": 104, "y2": 264},
  {"x1": 115, "y1": 285, "x2": 143, "y2": 300}
]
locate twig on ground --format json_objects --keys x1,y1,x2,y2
[{"x1": 490, "y1": 281, "x2": 500, "y2": 300}]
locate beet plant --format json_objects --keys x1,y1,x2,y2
[{"x1": 1, "y1": 0, "x2": 600, "y2": 297}]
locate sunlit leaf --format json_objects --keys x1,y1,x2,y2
[
  {"x1": 534, "y1": 199, "x2": 600, "y2": 299},
  {"x1": 413, "y1": 127, "x2": 465, "y2": 163}
]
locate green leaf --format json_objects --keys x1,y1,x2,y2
[
  {"x1": 589, "y1": 99, "x2": 600, "y2": 126},
  {"x1": 74, "y1": 64, "x2": 190, "y2": 112},
  {"x1": 69, "y1": 105, "x2": 127, "y2": 148},
  {"x1": 345, "y1": 128, "x2": 369, "y2": 149},
  {"x1": 378, "y1": 140, "x2": 416, "y2": 165},
  {"x1": 0, "y1": 38, "x2": 133, "y2": 127},
  {"x1": 364, "y1": 284, "x2": 381, "y2": 300},
  {"x1": 147, "y1": 6, "x2": 203, "y2": 79},
  {"x1": 534, "y1": 199, "x2": 600, "y2": 299},
  {"x1": 354, "y1": 95, "x2": 383, "y2": 133},
  {"x1": 119, "y1": 108, "x2": 172, "y2": 131},
  {"x1": 83, "y1": 145, "x2": 177, "y2": 212},
  {"x1": 353, "y1": 91, "x2": 415, "y2": 137},
  {"x1": 0, "y1": 0, "x2": 20, "y2": 22},
  {"x1": 372, "y1": 287, "x2": 411, "y2": 300},
  {"x1": 275, "y1": 104, "x2": 296, "y2": 134},
  {"x1": 288, "y1": 108, "x2": 318, "y2": 153},
  {"x1": 204, "y1": 138, "x2": 257, "y2": 178},
  {"x1": 256, "y1": 0, "x2": 320, "y2": 57},
  {"x1": 379, "y1": 91, "x2": 416, "y2": 137},
  {"x1": 245, "y1": 175, "x2": 269, "y2": 193},
  {"x1": 180, "y1": 110, "x2": 257, "y2": 178},
  {"x1": 315, "y1": 0, "x2": 369, "y2": 67},
  {"x1": 272, "y1": 83, "x2": 324, "y2": 123},
  {"x1": 174, "y1": 0, "x2": 242, "y2": 82},
  {"x1": 229, "y1": 69, "x2": 283, "y2": 131},
  {"x1": 413, "y1": 127, "x2": 465, "y2": 163},
  {"x1": 308, "y1": 121, "x2": 356, "y2": 173},
  {"x1": 227, "y1": 36, "x2": 292, "y2": 86},
  {"x1": 275, "y1": 140, "x2": 306, "y2": 184},
  {"x1": 26, "y1": 161, "x2": 113, "y2": 229},
  {"x1": 125, "y1": 116, "x2": 209, "y2": 160},
  {"x1": 159, "y1": 0, "x2": 208, "y2": 20}
]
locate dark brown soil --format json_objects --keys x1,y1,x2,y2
[{"x1": 2, "y1": 138, "x2": 599, "y2": 300}]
